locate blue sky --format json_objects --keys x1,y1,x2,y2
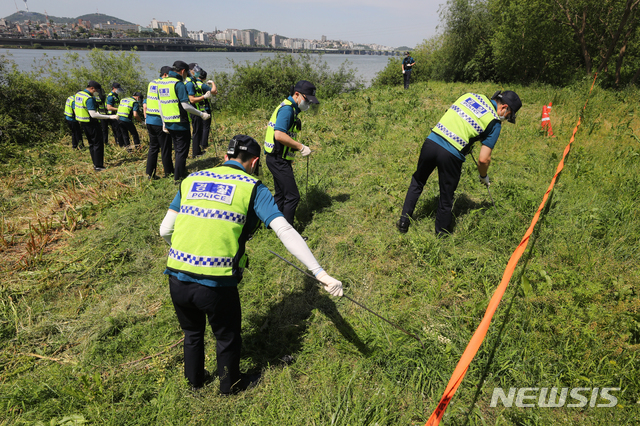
[{"x1": 1, "y1": 0, "x2": 446, "y2": 48}]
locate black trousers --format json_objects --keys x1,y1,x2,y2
[
  {"x1": 118, "y1": 121, "x2": 140, "y2": 147},
  {"x1": 102, "y1": 117, "x2": 124, "y2": 146},
  {"x1": 191, "y1": 115, "x2": 204, "y2": 157},
  {"x1": 403, "y1": 69, "x2": 412, "y2": 89},
  {"x1": 266, "y1": 153, "x2": 299, "y2": 225},
  {"x1": 145, "y1": 124, "x2": 173, "y2": 177},
  {"x1": 169, "y1": 128, "x2": 191, "y2": 182},
  {"x1": 401, "y1": 138, "x2": 463, "y2": 235},
  {"x1": 65, "y1": 119, "x2": 83, "y2": 149},
  {"x1": 81, "y1": 121, "x2": 105, "y2": 168},
  {"x1": 169, "y1": 275, "x2": 242, "y2": 393}
]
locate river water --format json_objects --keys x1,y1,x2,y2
[{"x1": 1, "y1": 49, "x2": 393, "y2": 85}]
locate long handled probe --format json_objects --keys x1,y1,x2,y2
[{"x1": 269, "y1": 250, "x2": 425, "y2": 349}]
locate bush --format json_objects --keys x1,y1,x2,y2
[
  {"x1": 212, "y1": 53, "x2": 364, "y2": 112},
  {"x1": 36, "y1": 49, "x2": 150, "y2": 96},
  {"x1": 0, "y1": 56, "x2": 63, "y2": 150}
]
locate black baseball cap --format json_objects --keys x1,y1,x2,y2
[
  {"x1": 87, "y1": 80, "x2": 102, "y2": 91},
  {"x1": 160, "y1": 65, "x2": 172, "y2": 76},
  {"x1": 172, "y1": 60, "x2": 190, "y2": 71},
  {"x1": 200, "y1": 70, "x2": 208, "y2": 79},
  {"x1": 227, "y1": 135, "x2": 261, "y2": 158},
  {"x1": 492, "y1": 90, "x2": 522, "y2": 124},
  {"x1": 293, "y1": 80, "x2": 319, "y2": 104},
  {"x1": 133, "y1": 91, "x2": 143, "y2": 98},
  {"x1": 112, "y1": 82, "x2": 121, "y2": 89}
]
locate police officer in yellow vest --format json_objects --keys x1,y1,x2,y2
[
  {"x1": 116, "y1": 91, "x2": 144, "y2": 150},
  {"x1": 64, "y1": 94, "x2": 84, "y2": 149},
  {"x1": 73, "y1": 80, "x2": 119, "y2": 171},
  {"x1": 397, "y1": 90, "x2": 522, "y2": 235},
  {"x1": 157, "y1": 60, "x2": 211, "y2": 183},
  {"x1": 145, "y1": 66, "x2": 174, "y2": 179},
  {"x1": 159, "y1": 135, "x2": 343, "y2": 394},
  {"x1": 186, "y1": 63, "x2": 213, "y2": 158},
  {"x1": 264, "y1": 80, "x2": 318, "y2": 225},
  {"x1": 106, "y1": 82, "x2": 125, "y2": 147}
]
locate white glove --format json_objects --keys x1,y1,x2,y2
[
  {"x1": 203, "y1": 91, "x2": 212, "y2": 100},
  {"x1": 402, "y1": 70, "x2": 405, "y2": 74},
  {"x1": 316, "y1": 271, "x2": 343, "y2": 297},
  {"x1": 162, "y1": 124, "x2": 170, "y2": 134},
  {"x1": 201, "y1": 112, "x2": 211, "y2": 121},
  {"x1": 479, "y1": 175, "x2": 490, "y2": 187},
  {"x1": 207, "y1": 80, "x2": 214, "y2": 87},
  {"x1": 300, "y1": 145, "x2": 311, "y2": 157},
  {"x1": 110, "y1": 115, "x2": 119, "y2": 120}
]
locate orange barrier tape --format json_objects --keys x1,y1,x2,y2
[{"x1": 425, "y1": 75, "x2": 598, "y2": 426}]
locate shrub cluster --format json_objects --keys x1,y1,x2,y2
[{"x1": 211, "y1": 53, "x2": 364, "y2": 112}]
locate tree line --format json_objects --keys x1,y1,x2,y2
[{"x1": 374, "y1": 0, "x2": 640, "y2": 88}]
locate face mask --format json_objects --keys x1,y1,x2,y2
[
  {"x1": 498, "y1": 106, "x2": 510, "y2": 122},
  {"x1": 299, "y1": 98, "x2": 310, "y2": 111}
]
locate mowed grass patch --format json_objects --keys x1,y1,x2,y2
[{"x1": 1, "y1": 81, "x2": 639, "y2": 425}]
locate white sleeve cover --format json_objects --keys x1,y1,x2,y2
[
  {"x1": 89, "y1": 110, "x2": 113, "y2": 120},
  {"x1": 159, "y1": 209, "x2": 178, "y2": 245},
  {"x1": 181, "y1": 101, "x2": 204, "y2": 118},
  {"x1": 270, "y1": 216, "x2": 323, "y2": 276}
]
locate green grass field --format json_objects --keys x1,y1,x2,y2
[{"x1": 1, "y1": 81, "x2": 639, "y2": 425}]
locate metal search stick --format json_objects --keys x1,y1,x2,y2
[
  {"x1": 269, "y1": 250, "x2": 425, "y2": 349},
  {"x1": 470, "y1": 151, "x2": 496, "y2": 208}
]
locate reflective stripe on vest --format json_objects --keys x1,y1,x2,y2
[
  {"x1": 166, "y1": 166, "x2": 260, "y2": 279},
  {"x1": 117, "y1": 97, "x2": 135, "y2": 119},
  {"x1": 106, "y1": 92, "x2": 120, "y2": 115},
  {"x1": 146, "y1": 79, "x2": 161, "y2": 116},
  {"x1": 432, "y1": 93, "x2": 499, "y2": 151},
  {"x1": 74, "y1": 90, "x2": 91, "y2": 123},
  {"x1": 264, "y1": 99, "x2": 299, "y2": 161},
  {"x1": 157, "y1": 77, "x2": 184, "y2": 123},
  {"x1": 64, "y1": 95, "x2": 75, "y2": 118}
]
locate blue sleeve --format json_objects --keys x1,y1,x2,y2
[
  {"x1": 106, "y1": 95, "x2": 115, "y2": 107},
  {"x1": 175, "y1": 82, "x2": 190, "y2": 103},
  {"x1": 169, "y1": 191, "x2": 181, "y2": 211},
  {"x1": 86, "y1": 97, "x2": 97, "y2": 111},
  {"x1": 274, "y1": 105, "x2": 294, "y2": 132},
  {"x1": 201, "y1": 83, "x2": 211, "y2": 92},
  {"x1": 481, "y1": 121, "x2": 502, "y2": 149},
  {"x1": 185, "y1": 81, "x2": 196, "y2": 96},
  {"x1": 253, "y1": 183, "x2": 283, "y2": 227},
  {"x1": 132, "y1": 102, "x2": 140, "y2": 112}
]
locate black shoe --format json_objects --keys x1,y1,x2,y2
[
  {"x1": 396, "y1": 218, "x2": 410, "y2": 233},
  {"x1": 191, "y1": 370, "x2": 214, "y2": 392},
  {"x1": 221, "y1": 372, "x2": 262, "y2": 395},
  {"x1": 147, "y1": 175, "x2": 160, "y2": 180},
  {"x1": 94, "y1": 166, "x2": 106, "y2": 172}
]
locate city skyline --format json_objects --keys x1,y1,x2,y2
[{"x1": 0, "y1": 0, "x2": 446, "y2": 48}]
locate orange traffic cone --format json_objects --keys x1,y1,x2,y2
[
  {"x1": 541, "y1": 105, "x2": 550, "y2": 131},
  {"x1": 546, "y1": 103, "x2": 554, "y2": 137}
]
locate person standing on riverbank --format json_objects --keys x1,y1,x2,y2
[
  {"x1": 117, "y1": 91, "x2": 144, "y2": 150},
  {"x1": 64, "y1": 94, "x2": 84, "y2": 149},
  {"x1": 145, "y1": 66, "x2": 174, "y2": 179},
  {"x1": 73, "y1": 80, "x2": 119, "y2": 171},
  {"x1": 106, "y1": 82, "x2": 125, "y2": 146},
  {"x1": 157, "y1": 60, "x2": 210, "y2": 183},
  {"x1": 196, "y1": 69, "x2": 217, "y2": 152},
  {"x1": 264, "y1": 80, "x2": 317, "y2": 226},
  {"x1": 185, "y1": 63, "x2": 213, "y2": 158},
  {"x1": 402, "y1": 52, "x2": 416, "y2": 89}
]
